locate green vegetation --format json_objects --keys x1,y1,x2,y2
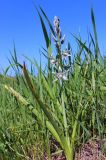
[{"x1": 0, "y1": 7, "x2": 106, "y2": 160}]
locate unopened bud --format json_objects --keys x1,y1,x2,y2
[
  {"x1": 61, "y1": 34, "x2": 66, "y2": 44},
  {"x1": 53, "y1": 16, "x2": 60, "y2": 29}
]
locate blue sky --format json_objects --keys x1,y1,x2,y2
[{"x1": 0, "y1": 0, "x2": 106, "y2": 74}]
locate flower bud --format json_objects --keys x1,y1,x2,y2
[
  {"x1": 61, "y1": 34, "x2": 66, "y2": 44},
  {"x1": 53, "y1": 16, "x2": 60, "y2": 29}
]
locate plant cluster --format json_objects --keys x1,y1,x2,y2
[{"x1": 0, "y1": 7, "x2": 106, "y2": 160}]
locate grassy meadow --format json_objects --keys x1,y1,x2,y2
[{"x1": 0, "y1": 7, "x2": 106, "y2": 160}]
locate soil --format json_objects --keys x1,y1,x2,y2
[
  {"x1": 45, "y1": 138, "x2": 106, "y2": 160},
  {"x1": 75, "y1": 139, "x2": 106, "y2": 160}
]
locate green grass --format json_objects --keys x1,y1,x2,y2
[{"x1": 0, "y1": 7, "x2": 106, "y2": 160}]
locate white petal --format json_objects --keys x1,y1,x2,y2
[{"x1": 62, "y1": 75, "x2": 68, "y2": 80}]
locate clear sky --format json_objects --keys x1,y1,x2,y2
[{"x1": 0, "y1": 0, "x2": 106, "y2": 74}]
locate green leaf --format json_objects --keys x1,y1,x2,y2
[
  {"x1": 40, "y1": 6, "x2": 55, "y2": 36},
  {"x1": 35, "y1": 6, "x2": 50, "y2": 49},
  {"x1": 22, "y1": 63, "x2": 72, "y2": 160}
]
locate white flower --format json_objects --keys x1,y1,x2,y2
[
  {"x1": 56, "y1": 72, "x2": 68, "y2": 80},
  {"x1": 53, "y1": 67, "x2": 69, "y2": 82},
  {"x1": 50, "y1": 56, "x2": 57, "y2": 65},
  {"x1": 62, "y1": 49, "x2": 71, "y2": 58}
]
